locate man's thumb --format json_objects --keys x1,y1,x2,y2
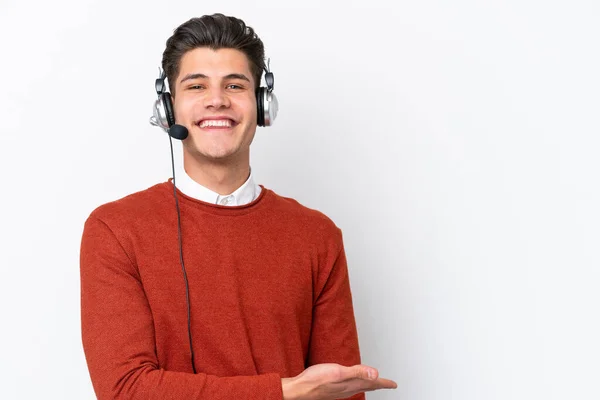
[{"x1": 355, "y1": 366, "x2": 378, "y2": 380}]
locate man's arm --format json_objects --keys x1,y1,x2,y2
[
  {"x1": 306, "y1": 230, "x2": 366, "y2": 400},
  {"x1": 80, "y1": 215, "x2": 283, "y2": 400}
]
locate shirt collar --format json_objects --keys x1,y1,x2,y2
[{"x1": 175, "y1": 166, "x2": 260, "y2": 206}]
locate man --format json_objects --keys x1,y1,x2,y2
[{"x1": 80, "y1": 13, "x2": 397, "y2": 399}]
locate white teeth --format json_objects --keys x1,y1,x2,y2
[{"x1": 200, "y1": 119, "x2": 233, "y2": 128}]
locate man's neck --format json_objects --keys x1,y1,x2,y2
[{"x1": 182, "y1": 151, "x2": 251, "y2": 196}]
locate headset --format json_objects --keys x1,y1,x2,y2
[
  {"x1": 149, "y1": 60, "x2": 278, "y2": 138},
  {"x1": 148, "y1": 61, "x2": 278, "y2": 374}
]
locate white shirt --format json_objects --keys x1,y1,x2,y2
[{"x1": 175, "y1": 166, "x2": 262, "y2": 206}]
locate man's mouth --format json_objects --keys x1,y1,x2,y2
[{"x1": 197, "y1": 119, "x2": 237, "y2": 129}]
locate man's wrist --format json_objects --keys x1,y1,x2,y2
[{"x1": 281, "y1": 377, "x2": 300, "y2": 400}]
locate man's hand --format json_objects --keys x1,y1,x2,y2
[{"x1": 281, "y1": 363, "x2": 397, "y2": 400}]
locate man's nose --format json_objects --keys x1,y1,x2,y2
[{"x1": 203, "y1": 88, "x2": 230, "y2": 109}]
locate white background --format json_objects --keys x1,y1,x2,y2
[{"x1": 1, "y1": 0, "x2": 599, "y2": 399}]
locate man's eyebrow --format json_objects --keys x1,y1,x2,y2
[
  {"x1": 223, "y1": 73, "x2": 251, "y2": 82},
  {"x1": 179, "y1": 73, "x2": 251, "y2": 84},
  {"x1": 180, "y1": 73, "x2": 207, "y2": 84}
]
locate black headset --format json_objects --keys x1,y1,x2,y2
[
  {"x1": 149, "y1": 62, "x2": 278, "y2": 139},
  {"x1": 148, "y1": 61, "x2": 278, "y2": 374}
]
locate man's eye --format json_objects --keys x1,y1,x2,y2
[
  {"x1": 227, "y1": 84, "x2": 243, "y2": 90},
  {"x1": 189, "y1": 85, "x2": 204, "y2": 90}
]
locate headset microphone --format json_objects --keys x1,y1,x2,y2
[{"x1": 168, "y1": 124, "x2": 189, "y2": 140}]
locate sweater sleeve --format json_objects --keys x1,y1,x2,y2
[
  {"x1": 307, "y1": 234, "x2": 366, "y2": 400},
  {"x1": 80, "y1": 215, "x2": 283, "y2": 400}
]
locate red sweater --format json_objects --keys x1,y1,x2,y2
[{"x1": 80, "y1": 180, "x2": 364, "y2": 399}]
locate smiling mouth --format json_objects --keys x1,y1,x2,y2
[{"x1": 197, "y1": 119, "x2": 237, "y2": 129}]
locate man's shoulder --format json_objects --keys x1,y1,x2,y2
[
  {"x1": 266, "y1": 188, "x2": 342, "y2": 238},
  {"x1": 86, "y1": 181, "x2": 170, "y2": 226}
]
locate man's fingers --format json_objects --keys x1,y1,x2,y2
[
  {"x1": 339, "y1": 364, "x2": 397, "y2": 390},
  {"x1": 374, "y1": 377, "x2": 398, "y2": 389},
  {"x1": 347, "y1": 365, "x2": 398, "y2": 388},
  {"x1": 342, "y1": 365, "x2": 378, "y2": 381}
]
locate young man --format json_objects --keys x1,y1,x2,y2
[{"x1": 80, "y1": 14, "x2": 397, "y2": 399}]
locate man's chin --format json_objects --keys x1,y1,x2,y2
[{"x1": 183, "y1": 146, "x2": 240, "y2": 163}]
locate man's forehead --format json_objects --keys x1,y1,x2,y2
[
  {"x1": 177, "y1": 48, "x2": 253, "y2": 82},
  {"x1": 180, "y1": 48, "x2": 251, "y2": 70}
]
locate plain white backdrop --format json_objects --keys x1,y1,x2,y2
[{"x1": 1, "y1": 0, "x2": 598, "y2": 398}]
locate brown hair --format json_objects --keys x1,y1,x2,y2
[{"x1": 162, "y1": 13, "x2": 265, "y2": 95}]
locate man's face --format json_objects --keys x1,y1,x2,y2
[{"x1": 172, "y1": 47, "x2": 258, "y2": 163}]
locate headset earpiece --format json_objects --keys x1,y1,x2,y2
[
  {"x1": 150, "y1": 69, "x2": 187, "y2": 139},
  {"x1": 256, "y1": 69, "x2": 278, "y2": 127}
]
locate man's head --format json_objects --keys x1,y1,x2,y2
[
  {"x1": 161, "y1": 14, "x2": 266, "y2": 163},
  {"x1": 162, "y1": 14, "x2": 265, "y2": 96}
]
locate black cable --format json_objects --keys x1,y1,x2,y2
[{"x1": 168, "y1": 135, "x2": 197, "y2": 374}]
